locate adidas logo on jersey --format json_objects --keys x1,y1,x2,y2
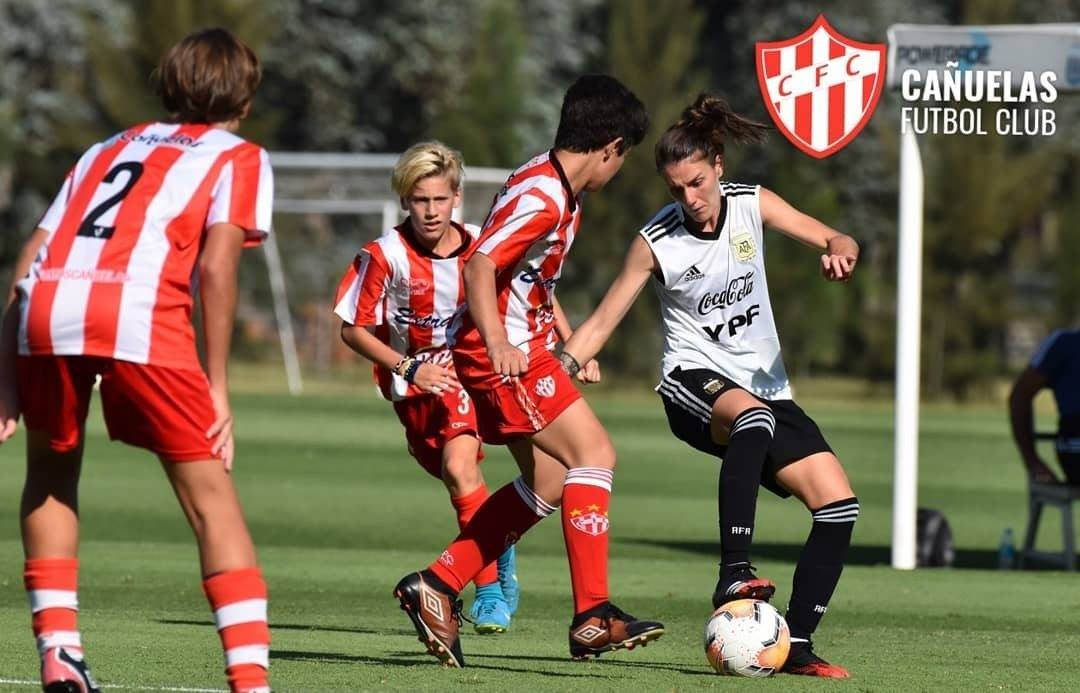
[{"x1": 681, "y1": 265, "x2": 705, "y2": 282}]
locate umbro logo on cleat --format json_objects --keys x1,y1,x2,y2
[
  {"x1": 421, "y1": 585, "x2": 445, "y2": 620},
  {"x1": 573, "y1": 624, "x2": 607, "y2": 643},
  {"x1": 681, "y1": 265, "x2": 705, "y2": 282}
]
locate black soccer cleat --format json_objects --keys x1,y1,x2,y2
[
  {"x1": 393, "y1": 572, "x2": 466, "y2": 668},
  {"x1": 712, "y1": 562, "x2": 776, "y2": 609},
  {"x1": 41, "y1": 647, "x2": 101, "y2": 693},
  {"x1": 568, "y1": 601, "x2": 665, "y2": 660},
  {"x1": 782, "y1": 639, "x2": 851, "y2": 678}
]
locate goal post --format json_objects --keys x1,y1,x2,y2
[{"x1": 885, "y1": 23, "x2": 1080, "y2": 569}]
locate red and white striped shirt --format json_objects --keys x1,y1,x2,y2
[
  {"x1": 334, "y1": 222, "x2": 478, "y2": 401},
  {"x1": 451, "y1": 151, "x2": 581, "y2": 379},
  {"x1": 17, "y1": 121, "x2": 273, "y2": 370}
]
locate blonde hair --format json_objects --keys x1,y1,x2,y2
[{"x1": 391, "y1": 141, "x2": 464, "y2": 198}]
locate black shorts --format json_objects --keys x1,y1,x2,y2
[{"x1": 657, "y1": 366, "x2": 833, "y2": 498}]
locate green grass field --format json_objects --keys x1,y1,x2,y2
[{"x1": 1, "y1": 375, "x2": 1079, "y2": 691}]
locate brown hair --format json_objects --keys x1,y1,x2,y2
[
  {"x1": 156, "y1": 28, "x2": 261, "y2": 124},
  {"x1": 655, "y1": 94, "x2": 769, "y2": 171}
]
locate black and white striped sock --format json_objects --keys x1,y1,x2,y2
[
  {"x1": 785, "y1": 496, "x2": 860, "y2": 640},
  {"x1": 718, "y1": 407, "x2": 776, "y2": 567}
]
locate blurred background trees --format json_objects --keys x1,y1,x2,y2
[{"x1": 3, "y1": 0, "x2": 1079, "y2": 397}]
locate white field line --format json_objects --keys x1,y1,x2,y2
[{"x1": 0, "y1": 678, "x2": 225, "y2": 692}]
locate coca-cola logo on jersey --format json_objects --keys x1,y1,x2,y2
[
  {"x1": 393, "y1": 308, "x2": 456, "y2": 329},
  {"x1": 696, "y1": 271, "x2": 754, "y2": 316}
]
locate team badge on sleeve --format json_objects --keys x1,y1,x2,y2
[{"x1": 755, "y1": 15, "x2": 886, "y2": 158}]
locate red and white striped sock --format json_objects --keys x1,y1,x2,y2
[
  {"x1": 203, "y1": 567, "x2": 271, "y2": 693},
  {"x1": 429, "y1": 477, "x2": 556, "y2": 593},
  {"x1": 24, "y1": 558, "x2": 82, "y2": 656},
  {"x1": 562, "y1": 467, "x2": 614, "y2": 614}
]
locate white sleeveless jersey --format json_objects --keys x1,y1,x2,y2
[{"x1": 639, "y1": 182, "x2": 791, "y2": 400}]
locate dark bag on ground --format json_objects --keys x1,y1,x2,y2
[{"x1": 917, "y1": 508, "x2": 955, "y2": 567}]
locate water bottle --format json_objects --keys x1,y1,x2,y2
[{"x1": 997, "y1": 528, "x2": 1016, "y2": 570}]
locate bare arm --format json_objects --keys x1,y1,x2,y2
[
  {"x1": 463, "y1": 252, "x2": 527, "y2": 376},
  {"x1": 561, "y1": 235, "x2": 656, "y2": 368},
  {"x1": 199, "y1": 223, "x2": 246, "y2": 468},
  {"x1": 759, "y1": 187, "x2": 859, "y2": 282},
  {"x1": 551, "y1": 295, "x2": 601, "y2": 384},
  {"x1": 1009, "y1": 367, "x2": 1057, "y2": 483},
  {"x1": 552, "y1": 295, "x2": 573, "y2": 342},
  {"x1": 0, "y1": 228, "x2": 50, "y2": 443}
]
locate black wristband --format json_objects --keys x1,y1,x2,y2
[
  {"x1": 559, "y1": 351, "x2": 581, "y2": 377},
  {"x1": 403, "y1": 359, "x2": 422, "y2": 383}
]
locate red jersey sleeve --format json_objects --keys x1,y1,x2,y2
[
  {"x1": 206, "y1": 144, "x2": 274, "y2": 247},
  {"x1": 473, "y1": 192, "x2": 558, "y2": 272},
  {"x1": 333, "y1": 244, "x2": 392, "y2": 326}
]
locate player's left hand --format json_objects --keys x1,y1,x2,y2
[
  {"x1": 206, "y1": 387, "x2": 235, "y2": 471},
  {"x1": 821, "y1": 253, "x2": 856, "y2": 282},
  {"x1": 0, "y1": 377, "x2": 19, "y2": 444},
  {"x1": 576, "y1": 359, "x2": 601, "y2": 385}
]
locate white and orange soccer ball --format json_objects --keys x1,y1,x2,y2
[{"x1": 703, "y1": 599, "x2": 790, "y2": 677}]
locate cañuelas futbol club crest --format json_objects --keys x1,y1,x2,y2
[{"x1": 755, "y1": 15, "x2": 886, "y2": 158}]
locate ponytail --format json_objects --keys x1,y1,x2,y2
[{"x1": 655, "y1": 94, "x2": 769, "y2": 171}]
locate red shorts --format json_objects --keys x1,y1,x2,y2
[
  {"x1": 453, "y1": 347, "x2": 581, "y2": 445},
  {"x1": 392, "y1": 386, "x2": 482, "y2": 478},
  {"x1": 18, "y1": 355, "x2": 218, "y2": 462}
]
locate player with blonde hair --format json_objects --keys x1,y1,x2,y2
[{"x1": 334, "y1": 141, "x2": 518, "y2": 633}]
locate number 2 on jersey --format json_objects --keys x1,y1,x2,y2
[{"x1": 77, "y1": 161, "x2": 144, "y2": 239}]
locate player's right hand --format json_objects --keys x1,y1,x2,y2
[
  {"x1": 488, "y1": 340, "x2": 528, "y2": 377},
  {"x1": 414, "y1": 362, "x2": 460, "y2": 395}
]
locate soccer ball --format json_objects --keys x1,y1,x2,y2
[{"x1": 703, "y1": 599, "x2": 790, "y2": 677}]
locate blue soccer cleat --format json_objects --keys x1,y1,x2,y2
[
  {"x1": 496, "y1": 545, "x2": 520, "y2": 615},
  {"x1": 469, "y1": 583, "x2": 511, "y2": 634}
]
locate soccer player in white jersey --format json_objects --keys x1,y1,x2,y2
[
  {"x1": 562, "y1": 94, "x2": 860, "y2": 678},
  {"x1": 0, "y1": 29, "x2": 272, "y2": 692},
  {"x1": 333, "y1": 141, "x2": 518, "y2": 633}
]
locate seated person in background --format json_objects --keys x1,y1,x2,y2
[{"x1": 1010, "y1": 328, "x2": 1080, "y2": 485}]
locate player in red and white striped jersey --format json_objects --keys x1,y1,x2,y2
[
  {"x1": 333, "y1": 141, "x2": 518, "y2": 633},
  {"x1": 0, "y1": 29, "x2": 272, "y2": 693},
  {"x1": 394, "y1": 75, "x2": 666, "y2": 669}
]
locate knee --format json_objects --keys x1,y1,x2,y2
[
  {"x1": 568, "y1": 435, "x2": 616, "y2": 471},
  {"x1": 442, "y1": 454, "x2": 482, "y2": 493}
]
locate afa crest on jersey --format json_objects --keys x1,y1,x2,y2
[
  {"x1": 755, "y1": 15, "x2": 886, "y2": 159},
  {"x1": 730, "y1": 230, "x2": 757, "y2": 263}
]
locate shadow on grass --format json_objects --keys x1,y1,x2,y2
[
  {"x1": 271, "y1": 649, "x2": 604, "y2": 677},
  {"x1": 474, "y1": 652, "x2": 712, "y2": 677},
  {"x1": 619, "y1": 538, "x2": 1045, "y2": 570},
  {"x1": 156, "y1": 619, "x2": 411, "y2": 636}
]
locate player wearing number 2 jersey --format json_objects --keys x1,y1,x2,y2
[
  {"x1": 563, "y1": 94, "x2": 861, "y2": 678},
  {"x1": 0, "y1": 29, "x2": 272, "y2": 693},
  {"x1": 333, "y1": 141, "x2": 518, "y2": 633}
]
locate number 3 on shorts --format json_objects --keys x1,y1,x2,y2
[{"x1": 457, "y1": 389, "x2": 471, "y2": 415}]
